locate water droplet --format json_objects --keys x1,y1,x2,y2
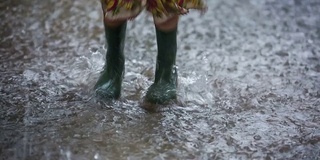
[
  {"x1": 254, "y1": 135, "x2": 262, "y2": 140},
  {"x1": 94, "y1": 153, "x2": 100, "y2": 159}
]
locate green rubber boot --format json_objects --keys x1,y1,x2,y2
[
  {"x1": 145, "y1": 27, "x2": 178, "y2": 104},
  {"x1": 94, "y1": 22, "x2": 127, "y2": 99}
]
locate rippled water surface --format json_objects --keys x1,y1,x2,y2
[{"x1": 1, "y1": 0, "x2": 320, "y2": 159}]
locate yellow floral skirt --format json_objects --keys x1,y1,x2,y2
[{"x1": 101, "y1": 0, "x2": 207, "y2": 23}]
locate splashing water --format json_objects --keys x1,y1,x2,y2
[{"x1": 1, "y1": 0, "x2": 320, "y2": 159}]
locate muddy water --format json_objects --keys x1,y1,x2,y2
[{"x1": 1, "y1": 0, "x2": 320, "y2": 159}]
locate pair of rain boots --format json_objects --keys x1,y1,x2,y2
[{"x1": 94, "y1": 23, "x2": 178, "y2": 104}]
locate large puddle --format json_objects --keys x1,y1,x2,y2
[{"x1": 1, "y1": 0, "x2": 320, "y2": 159}]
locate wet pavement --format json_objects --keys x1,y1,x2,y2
[{"x1": 1, "y1": 0, "x2": 320, "y2": 159}]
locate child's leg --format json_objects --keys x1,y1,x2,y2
[
  {"x1": 95, "y1": 0, "x2": 145, "y2": 99},
  {"x1": 154, "y1": 15, "x2": 179, "y2": 32},
  {"x1": 145, "y1": 16, "x2": 179, "y2": 104},
  {"x1": 144, "y1": 0, "x2": 207, "y2": 104},
  {"x1": 94, "y1": 15, "x2": 127, "y2": 99}
]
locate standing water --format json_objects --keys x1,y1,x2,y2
[{"x1": 1, "y1": 0, "x2": 320, "y2": 159}]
